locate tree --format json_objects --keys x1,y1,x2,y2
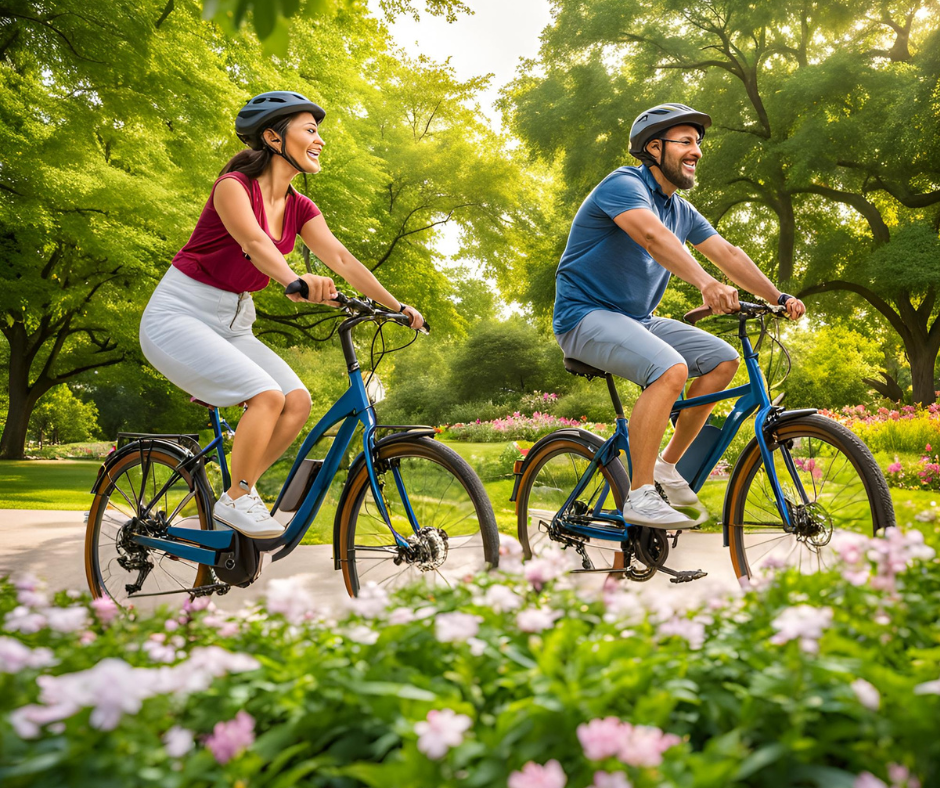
[
  {"x1": 28, "y1": 384, "x2": 100, "y2": 447},
  {"x1": 502, "y1": 0, "x2": 940, "y2": 403}
]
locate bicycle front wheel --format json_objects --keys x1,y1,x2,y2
[
  {"x1": 85, "y1": 445, "x2": 214, "y2": 607},
  {"x1": 337, "y1": 437, "x2": 499, "y2": 596},
  {"x1": 727, "y1": 414, "x2": 895, "y2": 581}
]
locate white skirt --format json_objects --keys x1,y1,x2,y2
[{"x1": 140, "y1": 266, "x2": 306, "y2": 408}]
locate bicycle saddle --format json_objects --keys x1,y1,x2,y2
[{"x1": 564, "y1": 357, "x2": 607, "y2": 380}]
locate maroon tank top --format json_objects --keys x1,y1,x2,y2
[{"x1": 172, "y1": 171, "x2": 321, "y2": 293}]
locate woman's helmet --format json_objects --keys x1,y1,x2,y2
[
  {"x1": 629, "y1": 103, "x2": 712, "y2": 167},
  {"x1": 235, "y1": 91, "x2": 326, "y2": 151}
]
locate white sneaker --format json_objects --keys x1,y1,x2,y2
[
  {"x1": 624, "y1": 484, "x2": 694, "y2": 529},
  {"x1": 654, "y1": 455, "x2": 701, "y2": 506},
  {"x1": 213, "y1": 492, "x2": 285, "y2": 539}
]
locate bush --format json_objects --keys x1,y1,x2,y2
[
  {"x1": 554, "y1": 379, "x2": 640, "y2": 423},
  {"x1": 441, "y1": 412, "x2": 613, "y2": 442},
  {"x1": 822, "y1": 404, "x2": 940, "y2": 454},
  {"x1": 1, "y1": 526, "x2": 939, "y2": 787}
]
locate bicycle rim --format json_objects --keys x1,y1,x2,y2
[
  {"x1": 85, "y1": 448, "x2": 212, "y2": 607},
  {"x1": 517, "y1": 440, "x2": 630, "y2": 576},
  {"x1": 728, "y1": 418, "x2": 892, "y2": 581},
  {"x1": 339, "y1": 439, "x2": 498, "y2": 596}
]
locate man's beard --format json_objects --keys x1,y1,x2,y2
[{"x1": 660, "y1": 153, "x2": 695, "y2": 190}]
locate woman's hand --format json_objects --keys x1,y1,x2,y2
[
  {"x1": 401, "y1": 304, "x2": 424, "y2": 330},
  {"x1": 287, "y1": 274, "x2": 339, "y2": 305},
  {"x1": 782, "y1": 297, "x2": 806, "y2": 320}
]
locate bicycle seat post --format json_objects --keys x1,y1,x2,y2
[{"x1": 605, "y1": 373, "x2": 625, "y2": 420}]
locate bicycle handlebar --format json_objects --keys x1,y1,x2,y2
[
  {"x1": 284, "y1": 279, "x2": 430, "y2": 334},
  {"x1": 684, "y1": 300, "x2": 787, "y2": 326}
]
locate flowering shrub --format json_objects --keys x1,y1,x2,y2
[
  {"x1": 1, "y1": 525, "x2": 940, "y2": 787},
  {"x1": 441, "y1": 412, "x2": 613, "y2": 442},
  {"x1": 821, "y1": 404, "x2": 940, "y2": 455},
  {"x1": 884, "y1": 445, "x2": 940, "y2": 491}
]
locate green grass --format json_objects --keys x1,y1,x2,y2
[{"x1": 0, "y1": 460, "x2": 100, "y2": 510}]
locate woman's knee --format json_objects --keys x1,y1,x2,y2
[
  {"x1": 247, "y1": 389, "x2": 286, "y2": 412},
  {"x1": 284, "y1": 388, "x2": 312, "y2": 420}
]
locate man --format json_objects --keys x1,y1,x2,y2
[{"x1": 553, "y1": 103, "x2": 805, "y2": 528}]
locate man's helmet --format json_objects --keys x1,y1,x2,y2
[
  {"x1": 235, "y1": 91, "x2": 326, "y2": 151},
  {"x1": 629, "y1": 103, "x2": 712, "y2": 167}
]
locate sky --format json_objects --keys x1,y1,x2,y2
[
  {"x1": 366, "y1": 0, "x2": 555, "y2": 305},
  {"x1": 374, "y1": 0, "x2": 554, "y2": 129}
]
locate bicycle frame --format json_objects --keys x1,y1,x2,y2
[{"x1": 551, "y1": 317, "x2": 801, "y2": 545}]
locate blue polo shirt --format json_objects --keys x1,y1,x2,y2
[{"x1": 553, "y1": 165, "x2": 718, "y2": 335}]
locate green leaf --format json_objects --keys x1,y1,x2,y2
[
  {"x1": 355, "y1": 681, "x2": 437, "y2": 701},
  {"x1": 252, "y1": 0, "x2": 277, "y2": 40},
  {"x1": 261, "y1": 16, "x2": 290, "y2": 57},
  {"x1": 735, "y1": 742, "x2": 787, "y2": 779}
]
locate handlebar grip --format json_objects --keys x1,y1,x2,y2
[
  {"x1": 684, "y1": 305, "x2": 714, "y2": 325},
  {"x1": 285, "y1": 279, "x2": 309, "y2": 299}
]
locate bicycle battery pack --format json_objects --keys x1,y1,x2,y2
[
  {"x1": 676, "y1": 424, "x2": 722, "y2": 487},
  {"x1": 279, "y1": 459, "x2": 323, "y2": 512}
]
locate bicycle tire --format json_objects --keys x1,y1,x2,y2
[
  {"x1": 727, "y1": 414, "x2": 895, "y2": 582},
  {"x1": 515, "y1": 434, "x2": 632, "y2": 579},
  {"x1": 337, "y1": 437, "x2": 499, "y2": 597},
  {"x1": 85, "y1": 445, "x2": 214, "y2": 606}
]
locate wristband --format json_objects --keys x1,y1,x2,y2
[
  {"x1": 777, "y1": 293, "x2": 795, "y2": 306},
  {"x1": 398, "y1": 303, "x2": 408, "y2": 313}
]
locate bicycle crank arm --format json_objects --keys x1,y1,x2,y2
[
  {"x1": 570, "y1": 567, "x2": 635, "y2": 574},
  {"x1": 658, "y1": 566, "x2": 708, "y2": 584}
]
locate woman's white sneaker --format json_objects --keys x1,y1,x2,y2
[
  {"x1": 213, "y1": 492, "x2": 285, "y2": 539},
  {"x1": 624, "y1": 484, "x2": 695, "y2": 529},
  {"x1": 653, "y1": 455, "x2": 701, "y2": 506}
]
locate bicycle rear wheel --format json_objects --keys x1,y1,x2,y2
[
  {"x1": 515, "y1": 435, "x2": 634, "y2": 578},
  {"x1": 337, "y1": 437, "x2": 499, "y2": 596},
  {"x1": 727, "y1": 414, "x2": 894, "y2": 582},
  {"x1": 85, "y1": 445, "x2": 214, "y2": 607}
]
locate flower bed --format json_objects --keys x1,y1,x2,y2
[
  {"x1": 2, "y1": 527, "x2": 940, "y2": 787},
  {"x1": 440, "y1": 412, "x2": 612, "y2": 442},
  {"x1": 821, "y1": 404, "x2": 940, "y2": 455}
]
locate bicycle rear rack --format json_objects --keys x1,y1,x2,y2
[{"x1": 117, "y1": 432, "x2": 202, "y2": 454}]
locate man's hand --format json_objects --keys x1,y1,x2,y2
[
  {"x1": 401, "y1": 305, "x2": 425, "y2": 330},
  {"x1": 700, "y1": 279, "x2": 739, "y2": 314},
  {"x1": 287, "y1": 274, "x2": 339, "y2": 305},
  {"x1": 782, "y1": 297, "x2": 806, "y2": 320}
]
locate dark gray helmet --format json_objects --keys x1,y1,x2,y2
[
  {"x1": 629, "y1": 103, "x2": 712, "y2": 166},
  {"x1": 235, "y1": 91, "x2": 326, "y2": 151}
]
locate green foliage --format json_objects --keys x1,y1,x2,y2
[
  {"x1": 27, "y1": 386, "x2": 100, "y2": 446},
  {"x1": 782, "y1": 323, "x2": 882, "y2": 409},
  {"x1": 1, "y1": 526, "x2": 939, "y2": 786}
]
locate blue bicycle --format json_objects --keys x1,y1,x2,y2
[
  {"x1": 511, "y1": 302, "x2": 894, "y2": 583},
  {"x1": 85, "y1": 293, "x2": 499, "y2": 606}
]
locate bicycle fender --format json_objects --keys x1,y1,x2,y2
[
  {"x1": 720, "y1": 408, "x2": 818, "y2": 546},
  {"x1": 89, "y1": 438, "x2": 194, "y2": 495},
  {"x1": 509, "y1": 428, "x2": 608, "y2": 502},
  {"x1": 331, "y1": 429, "x2": 436, "y2": 570}
]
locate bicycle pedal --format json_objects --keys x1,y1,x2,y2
[{"x1": 669, "y1": 569, "x2": 708, "y2": 584}]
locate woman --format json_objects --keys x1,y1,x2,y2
[{"x1": 140, "y1": 91, "x2": 424, "y2": 539}]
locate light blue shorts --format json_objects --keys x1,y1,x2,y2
[{"x1": 555, "y1": 309, "x2": 739, "y2": 388}]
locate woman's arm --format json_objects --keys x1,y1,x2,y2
[
  {"x1": 300, "y1": 215, "x2": 425, "y2": 328},
  {"x1": 213, "y1": 178, "x2": 336, "y2": 304}
]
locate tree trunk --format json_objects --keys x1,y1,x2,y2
[
  {"x1": 775, "y1": 191, "x2": 795, "y2": 283},
  {"x1": 908, "y1": 346, "x2": 939, "y2": 407},
  {"x1": 0, "y1": 334, "x2": 50, "y2": 459}
]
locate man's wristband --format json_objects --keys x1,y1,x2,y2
[
  {"x1": 777, "y1": 293, "x2": 795, "y2": 306},
  {"x1": 398, "y1": 302, "x2": 408, "y2": 313}
]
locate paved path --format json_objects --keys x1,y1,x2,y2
[{"x1": 0, "y1": 510, "x2": 741, "y2": 613}]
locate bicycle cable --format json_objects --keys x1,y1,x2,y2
[{"x1": 363, "y1": 317, "x2": 420, "y2": 395}]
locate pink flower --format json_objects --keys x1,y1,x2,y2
[
  {"x1": 517, "y1": 607, "x2": 562, "y2": 633},
  {"x1": 347, "y1": 582, "x2": 390, "y2": 619},
  {"x1": 45, "y1": 607, "x2": 90, "y2": 634},
  {"x1": 0, "y1": 637, "x2": 57, "y2": 673},
  {"x1": 204, "y1": 710, "x2": 255, "y2": 764},
  {"x1": 182, "y1": 595, "x2": 212, "y2": 613},
  {"x1": 480, "y1": 584, "x2": 522, "y2": 612},
  {"x1": 658, "y1": 616, "x2": 706, "y2": 650},
  {"x1": 344, "y1": 624, "x2": 379, "y2": 645},
  {"x1": 926, "y1": 444, "x2": 932, "y2": 452},
  {"x1": 854, "y1": 773, "x2": 887, "y2": 788},
  {"x1": 578, "y1": 717, "x2": 623, "y2": 760},
  {"x1": 769, "y1": 605, "x2": 833, "y2": 653},
  {"x1": 618, "y1": 724, "x2": 681, "y2": 768},
  {"x1": 887, "y1": 462, "x2": 903, "y2": 474},
  {"x1": 414, "y1": 708, "x2": 473, "y2": 759},
  {"x1": 91, "y1": 596, "x2": 119, "y2": 625},
  {"x1": 264, "y1": 576, "x2": 316, "y2": 624},
  {"x1": 435, "y1": 612, "x2": 481, "y2": 643},
  {"x1": 851, "y1": 678, "x2": 880, "y2": 710},
  {"x1": 524, "y1": 557, "x2": 562, "y2": 590},
  {"x1": 913, "y1": 678, "x2": 940, "y2": 695},
  {"x1": 508, "y1": 759, "x2": 567, "y2": 788},
  {"x1": 163, "y1": 725, "x2": 195, "y2": 757}
]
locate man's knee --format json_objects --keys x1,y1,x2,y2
[{"x1": 653, "y1": 362, "x2": 688, "y2": 391}]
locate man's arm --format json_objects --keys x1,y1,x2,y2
[
  {"x1": 694, "y1": 234, "x2": 805, "y2": 319},
  {"x1": 614, "y1": 208, "x2": 739, "y2": 314}
]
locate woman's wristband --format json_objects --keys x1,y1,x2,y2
[{"x1": 777, "y1": 292, "x2": 795, "y2": 306}]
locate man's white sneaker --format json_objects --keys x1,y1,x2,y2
[
  {"x1": 654, "y1": 455, "x2": 701, "y2": 506},
  {"x1": 213, "y1": 492, "x2": 285, "y2": 539},
  {"x1": 624, "y1": 484, "x2": 695, "y2": 529}
]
